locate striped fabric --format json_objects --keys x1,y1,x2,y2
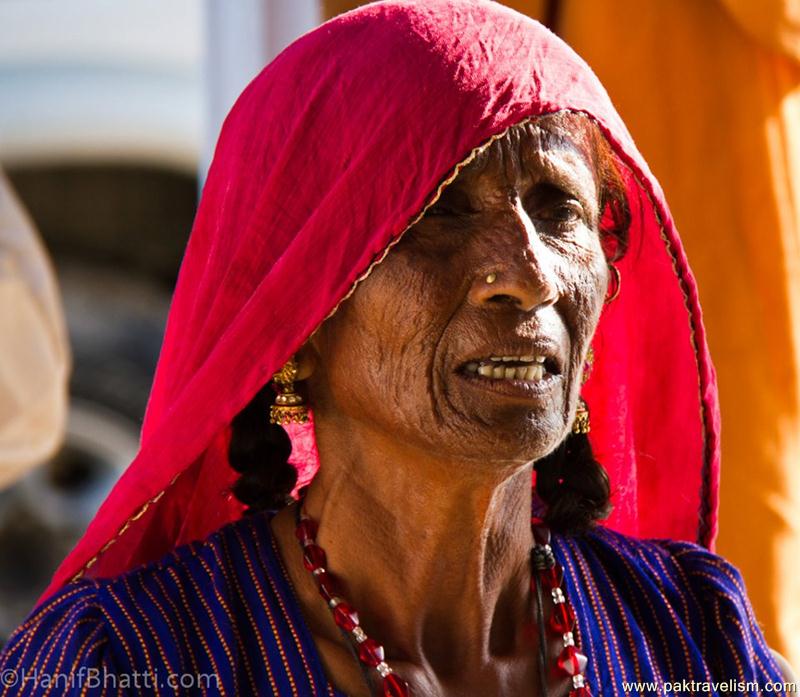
[
  {"x1": 557, "y1": 529, "x2": 786, "y2": 695},
  {"x1": 0, "y1": 512, "x2": 785, "y2": 696}
]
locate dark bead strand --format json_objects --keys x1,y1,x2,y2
[{"x1": 532, "y1": 521, "x2": 591, "y2": 696}]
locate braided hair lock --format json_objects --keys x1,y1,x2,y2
[
  {"x1": 228, "y1": 384, "x2": 297, "y2": 513},
  {"x1": 533, "y1": 403, "x2": 612, "y2": 533}
]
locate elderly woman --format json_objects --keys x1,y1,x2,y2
[{"x1": 0, "y1": 1, "x2": 790, "y2": 696}]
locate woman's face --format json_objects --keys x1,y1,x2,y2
[{"x1": 309, "y1": 117, "x2": 609, "y2": 468}]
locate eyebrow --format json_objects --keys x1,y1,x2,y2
[{"x1": 522, "y1": 145, "x2": 599, "y2": 214}]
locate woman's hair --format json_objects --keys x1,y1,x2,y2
[
  {"x1": 229, "y1": 388, "x2": 297, "y2": 512},
  {"x1": 229, "y1": 113, "x2": 631, "y2": 533}
]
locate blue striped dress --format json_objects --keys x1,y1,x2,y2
[{"x1": 0, "y1": 511, "x2": 786, "y2": 695}]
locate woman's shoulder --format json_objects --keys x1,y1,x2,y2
[
  {"x1": 0, "y1": 515, "x2": 256, "y2": 689},
  {"x1": 566, "y1": 524, "x2": 748, "y2": 591},
  {"x1": 553, "y1": 525, "x2": 786, "y2": 693},
  {"x1": 0, "y1": 512, "x2": 336, "y2": 695},
  {"x1": 11, "y1": 508, "x2": 280, "y2": 624},
  {"x1": 45, "y1": 509, "x2": 277, "y2": 614},
  {"x1": 556, "y1": 523, "x2": 756, "y2": 615},
  {"x1": 0, "y1": 577, "x2": 114, "y2": 694}
]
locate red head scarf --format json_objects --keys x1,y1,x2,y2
[{"x1": 42, "y1": 0, "x2": 720, "y2": 601}]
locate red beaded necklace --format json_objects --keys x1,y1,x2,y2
[{"x1": 295, "y1": 505, "x2": 591, "y2": 697}]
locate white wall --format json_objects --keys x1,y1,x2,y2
[
  {"x1": 0, "y1": 0, "x2": 203, "y2": 172},
  {"x1": 0, "y1": 0, "x2": 321, "y2": 176}
]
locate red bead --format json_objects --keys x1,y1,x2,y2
[
  {"x1": 316, "y1": 572, "x2": 341, "y2": 603},
  {"x1": 382, "y1": 673, "x2": 410, "y2": 697},
  {"x1": 332, "y1": 601, "x2": 359, "y2": 632},
  {"x1": 295, "y1": 518, "x2": 318, "y2": 544},
  {"x1": 557, "y1": 646, "x2": 588, "y2": 676},
  {"x1": 569, "y1": 688, "x2": 592, "y2": 697},
  {"x1": 357, "y1": 637, "x2": 385, "y2": 667},
  {"x1": 539, "y1": 563, "x2": 563, "y2": 589},
  {"x1": 302, "y1": 543, "x2": 327, "y2": 572},
  {"x1": 549, "y1": 600, "x2": 576, "y2": 633}
]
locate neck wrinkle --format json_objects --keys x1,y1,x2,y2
[{"x1": 303, "y1": 423, "x2": 535, "y2": 673}]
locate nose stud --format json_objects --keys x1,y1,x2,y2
[{"x1": 485, "y1": 272, "x2": 497, "y2": 284}]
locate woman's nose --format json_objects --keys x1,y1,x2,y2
[{"x1": 467, "y1": 210, "x2": 559, "y2": 312}]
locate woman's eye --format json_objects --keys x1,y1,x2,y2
[
  {"x1": 537, "y1": 201, "x2": 583, "y2": 227},
  {"x1": 426, "y1": 202, "x2": 458, "y2": 217},
  {"x1": 425, "y1": 190, "x2": 475, "y2": 218},
  {"x1": 524, "y1": 184, "x2": 586, "y2": 230}
]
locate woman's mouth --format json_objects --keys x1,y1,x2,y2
[{"x1": 461, "y1": 355, "x2": 558, "y2": 383}]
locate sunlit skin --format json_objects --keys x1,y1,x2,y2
[{"x1": 271, "y1": 116, "x2": 609, "y2": 697}]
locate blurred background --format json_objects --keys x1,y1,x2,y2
[
  {"x1": 0, "y1": 0, "x2": 318, "y2": 642},
  {"x1": 1, "y1": 0, "x2": 798, "y2": 671}
]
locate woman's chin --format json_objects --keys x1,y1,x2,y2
[
  {"x1": 445, "y1": 372, "x2": 569, "y2": 451},
  {"x1": 432, "y1": 410, "x2": 568, "y2": 469}
]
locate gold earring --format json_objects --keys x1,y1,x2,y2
[
  {"x1": 605, "y1": 264, "x2": 621, "y2": 304},
  {"x1": 485, "y1": 272, "x2": 497, "y2": 284},
  {"x1": 572, "y1": 397, "x2": 590, "y2": 434},
  {"x1": 269, "y1": 358, "x2": 309, "y2": 425},
  {"x1": 582, "y1": 346, "x2": 594, "y2": 385}
]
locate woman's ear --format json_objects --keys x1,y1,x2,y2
[{"x1": 294, "y1": 341, "x2": 318, "y2": 381}]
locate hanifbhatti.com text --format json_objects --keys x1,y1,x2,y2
[{"x1": 1, "y1": 666, "x2": 220, "y2": 691}]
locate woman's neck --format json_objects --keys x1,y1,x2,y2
[{"x1": 271, "y1": 419, "x2": 537, "y2": 688}]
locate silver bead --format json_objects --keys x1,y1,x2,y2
[
  {"x1": 573, "y1": 675, "x2": 586, "y2": 688},
  {"x1": 551, "y1": 587, "x2": 566, "y2": 604},
  {"x1": 352, "y1": 626, "x2": 367, "y2": 643},
  {"x1": 376, "y1": 662, "x2": 392, "y2": 678},
  {"x1": 563, "y1": 631, "x2": 575, "y2": 647}
]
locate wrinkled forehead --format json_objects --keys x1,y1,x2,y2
[{"x1": 451, "y1": 114, "x2": 602, "y2": 200}]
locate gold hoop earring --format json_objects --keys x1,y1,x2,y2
[
  {"x1": 605, "y1": 264, "x2": 621, "y2": 304},
  {"x1": 269, "y1": 358, "x2": 309, "y2": 425},
  {"x1": 572, "y1": 397, "x2": 591, "y2": 434}
]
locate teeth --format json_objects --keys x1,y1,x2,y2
[
  {"x1": 469, "y1": 362, "x2": 547, "y2": 381},
  {"x1": 487, "y1": 354, "x2": 547, "y2": 364},
  {"x1": 466, "y1": 354, "x2": 551, "y2": 380}
]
